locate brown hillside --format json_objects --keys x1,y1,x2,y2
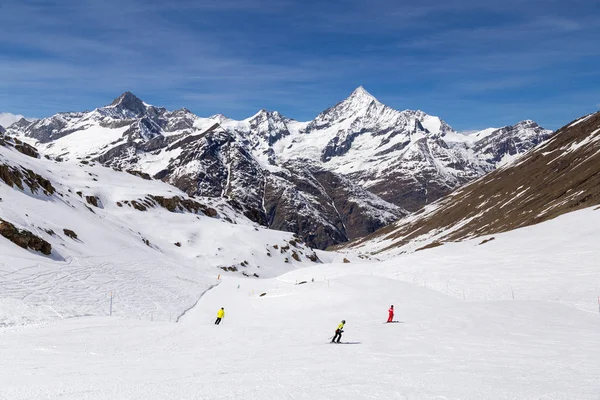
[{"x1": 348, "y1": 111, "x2": 600, "y2": 253}]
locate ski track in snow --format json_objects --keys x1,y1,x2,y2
[
  {"x1": 1, "y1": 272, "x2": 598, "y2": 399},
  {"x1": 175, "y1": 283, "x2": 219, "y2": 323}
]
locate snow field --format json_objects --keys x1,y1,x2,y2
[
  {"x1": 1, "y1": 265, "x2": 599, "y2": 399},
  {"x1": 2, "y1": 204, "x2": 600, "y2": 399}
]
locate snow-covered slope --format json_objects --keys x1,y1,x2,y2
[
  {"x1": 0, "y1": 133, "x2": 320, "y2": 326},
  {"x1": 7, "y1": 89, "x2": 551, "y2": 248},
  {"x1": 1, "y1": 206, "x2": 599, "y2": 399}
]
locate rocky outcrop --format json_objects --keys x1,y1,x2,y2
[
  {"x1": 63, "y1": 229, "x2": 78, "y2": 240},
  {"x1": 14, "y1": 141, "x2": 39, "y2": 158},
  {"x1": 0, "y1": 162, "x2": 55, "y2": 195},
  {"x1": 148, "y1": 195, "x2": 218, "y2": 217},
  {"x1": 0, "y1": 218, "x2": 52, "y2": 255},
  {"x1": 0, "y1": 133, "x2": 39, "y2": 158}
]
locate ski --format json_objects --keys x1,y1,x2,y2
[{"x1": 328, "y1": 341, "x2": 361, "y2": 345}]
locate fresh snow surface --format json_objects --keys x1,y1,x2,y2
[
  {"x1": 1, "y1": 205, "x2": 599, "y2": 399},
  {"x1": 465, "y1": 127, "x2": 498, "y2": 140},
  {"x1": 39, "y1": 124, "x2": 130, "y2": 159}
]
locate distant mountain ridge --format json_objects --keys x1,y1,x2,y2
[
  {"x1": 344, "y1": 111, "x2": 600, "y2": 256},
  {"x1": 5, "y1": 87, "x2": 552, "y2": 248}
]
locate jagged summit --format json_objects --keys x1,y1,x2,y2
[
  {"x1": 110, "y1": 91, "x2": 143, "y2": 106},
  {"x1": 248, "y1": 109, "x2": 271, "y2": 120},
  {"x1": 9, "y1": 118, "x2": 33, "y2": 130},
  {"x1": 247, "y1": 109, "x2": 290, "y2": 122},
  {"x1": 512, "y1": 120, "x2": 539, "y2": 128},
  {"x1": 108, "y1": 91, "x2": 147, "y2": 117}
]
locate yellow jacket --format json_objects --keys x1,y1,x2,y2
[
  {"x1": 337, "y1": 322, "x2": 344, "y2": 330},
  {"x1": 217, "y1": 309, "x2": 225, "y2": 318}
]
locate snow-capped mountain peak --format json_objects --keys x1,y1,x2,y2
[
  {"x1": 0, "y1": 112, "x2": 28, "y2": 129},
  {"x1": 247, "y1": 109, "x2": 271, "y2": 120},
  {"x1": 346, "y1": 85, "x2": 380, "y2": 106},
  {"x1": 10, "y1": 117, "x2": 34, "y2": 130},
  {"x1": 307, "y1": 86, "x2": 384, "y2": 129},
  {"x1": 104, "y1": 91, "x2": 149, "y2": 119}
]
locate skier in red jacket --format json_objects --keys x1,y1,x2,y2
[{"x1": 387, "y1": 305, "x2": 394, "y2": 323}]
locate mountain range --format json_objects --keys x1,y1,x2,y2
[
  {"x1": 346, "y1": 110, "x2": 600, "y2": 256},
  {"x1": 4, "y1": 87, "x2": 552, "y2": 248}
]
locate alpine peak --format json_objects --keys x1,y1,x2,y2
[
  {"x1": 252, "y1": 109, "x2": 270, "y2": 118},
  {"x1": 110, "y1": 91, "x2": 143, "y2": 106},
  {"x1": 108, "y1": 91, "x2": 147, "y2": 117},
  {"x1": 248, "y1": 109, "x2": 286, "y2": 121},
  {"x1": 347, "y1": 86, "x2": 378, "y2": 104},
  {"x1": 513, "y1": 119, "x2": 538, "y2": 127}
]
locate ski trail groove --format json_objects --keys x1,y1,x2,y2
[{"x1": 175, "y1": 282, "x2": 219, "y2": 323}]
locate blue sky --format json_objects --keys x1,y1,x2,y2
[{"x1": 0, "y1": 0, "x2": 599, "y2": 130}]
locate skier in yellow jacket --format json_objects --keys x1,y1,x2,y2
[
  {"x1": 331, "y1": 320, "x2": 345, "y2": 343},
  {"x1": 215, "y1": 307, "x2": 225, "y2": 325}
]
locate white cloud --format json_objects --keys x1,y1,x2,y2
[{"x1": 0, "y1": 112, "x2": 27, "y2": 128}]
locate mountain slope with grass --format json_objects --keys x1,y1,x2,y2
[{"x1": 344, "y1": 111, "x2": 600, "y2": 256}]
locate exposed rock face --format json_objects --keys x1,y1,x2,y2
[
  {"x1": 13, "y1": 138, "x2": 39, "y2": 159},
  {"x1": 149, "y1": 125, "x2": 402, "y2": 247},
  {"x1": 0, "y1": 218, "x2": 52, "y2": 255},
  {"x1": 473, "y1": 120, "x2": 553, "y2": 165},
  {"x1": 0, "y1": 161, "x2": 55, "y2": 196},
  {"x1": 147, "y1": 195, "x2": 218, "y2": 217},
  {"x1": 0, "y1": 133, "x2": 40, "y2": 159},
  {"x1": 6, "y1": 89, "x2": 552, "y2": 248},
  {"x1": 347, "y1": 111, "x2": 600, "y2": 254},
  {"x1": 262, "y1": 162, "x2": 403, "y2": 248}
]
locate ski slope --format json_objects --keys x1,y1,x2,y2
[
  {"x1": 1, "y1": 207, "x2": 599, "y2": 399},
  {"x1": 0, "y1": 141, "x2": 320, "y2": 326}
]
